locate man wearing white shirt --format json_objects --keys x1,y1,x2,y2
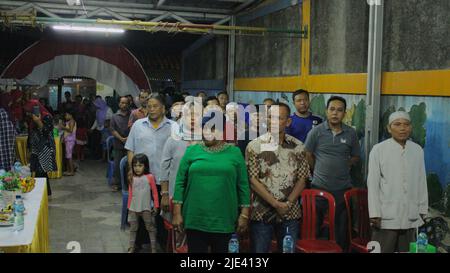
[{"x1": 367, "y1": 111, "x2": 428, "y2": 253}]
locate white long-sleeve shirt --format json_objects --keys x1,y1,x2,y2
[{"x1": 367, "y1": 138, "x2": 428, "y2": 230}]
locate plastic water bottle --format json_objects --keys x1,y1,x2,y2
[
  {"x1": 53, "y1": 127, "x2": 59, "y2": 137},
  {"x1": 13, "y1": 162, "x2": 22, "y2": 174},
  {"x1": 13, "y1": 195, "x2": 25, "y2": 231},
  {"x1": 417, "y1": 232, "x2": 428, "y2": 253},
  {"x1": 228, "y1": 233, "x2": 239, "y2": 253},
  {"x1": 283, "y1": 227, "x2": 294, "y2": 253}
]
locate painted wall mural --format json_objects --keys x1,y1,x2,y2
[{"x1": 235, "y1": 90, "x2": 450, "y2": 216}]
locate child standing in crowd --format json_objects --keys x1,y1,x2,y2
[
  {"x1": 128, "y1": 153, "x2": 159, "y2": 253},
  {"x1": 61, "y1": 110, "x2": 77, "y2": 176}
]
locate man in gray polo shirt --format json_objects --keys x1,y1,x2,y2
[{"x1": 304, "y1": 96, "x2": 360, "y2": 251}]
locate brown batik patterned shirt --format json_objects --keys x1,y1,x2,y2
[{"x1": 246, "y1": 133, "x2": 310, "y2": 223}]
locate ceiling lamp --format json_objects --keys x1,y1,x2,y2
[
  {"x1": 53, "y1": 25, "x2": 125, "y2": 33},
  {"x1": 66, "y1": 0, "x2": 81, "y2": 6}
]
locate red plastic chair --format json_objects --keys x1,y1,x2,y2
[
  {"x1": 344, "y1": 188, "x2": 370, "y2": 253},
  {"x1": 296, "y1": 189, "x2": 343, "y2": 253}
]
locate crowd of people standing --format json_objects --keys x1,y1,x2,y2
[{"x1": 0, "y1": 86, "x2": 429, "y2": 253}]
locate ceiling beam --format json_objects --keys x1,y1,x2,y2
[
  {"x1": 155, "y1": 5, "x2": 229, "y2": 15},
  {"x1": 149, "y1": 12, "x2": 171, "y2": 22},
  {"x1": 0, "y1": 1, "x2": 231, "y2": 15},
  {"x1": 237, "y1": 0, "x2": 300, "y2": 23},
  {"x1": 76, "y1": 7, "x2": 103, "y2": 19},
  {"x1": 104, "y1": 9, "x2": 131, "y2": 21},
  {"x1": 8, "y1": 2, "x2": 32, "y2": 12},
  {"x1": 0, "y1": 1, "x2": 229, "y2": 20},
  {"x1": 183, "y1": 16, "x2": 232, "y2": 58},
  {"x1": 156, "y1": 0, "x2": 167, "y2": 9},
  {"x1": 233, "y1": 0, "x2": 259, "y2": 14},
  {"x1": 169, "y1": 13, "x2": 192, "y2": 24},
  {"x1": 32, "y1": 3, "x2": 60, "y2": 18},
  {"x1": 213, "y1": 16, "x2": 231, "y2": 25},
  {"x1": 4, "y1": 8, "x2": 224, "y2": 22}
]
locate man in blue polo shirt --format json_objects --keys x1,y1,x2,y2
[
  {"x1": 286, "y1": 89, "x2": 323, "y2": 143},
  {"x1": 304, "y1": 96, "x2": 360, "y2": 252}
]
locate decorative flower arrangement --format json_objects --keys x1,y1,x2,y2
[{"x1": 0, "y1": 172, "x2": 20, "y2": 192}]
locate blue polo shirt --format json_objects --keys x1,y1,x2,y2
[
  {"x1": 286, "y1": 112, "x2": 323, "y2": 143},
  {"x1": 125, "y1": 117, "x2": 175, "y2": 184}
]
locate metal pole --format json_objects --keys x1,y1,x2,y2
[
  {"x1": 364, "y1": 0, "x2": 384, "y2": 180},
  {"x1": 227, "y1": 15, "x2": 236, "y2": 100}
]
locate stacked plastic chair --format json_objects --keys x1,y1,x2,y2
[
  {"x1": 106, "y1": 136, "x2": 115, "y2": 186},
  {"x1": 119, "y1": 155, "x2": 129, "y2": 230}
]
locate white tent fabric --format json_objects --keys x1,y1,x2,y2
[{"x1": 16, "y1": 54, "x2": 141, "y2": 97}]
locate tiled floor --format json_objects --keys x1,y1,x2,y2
[{"x1": 48, "y1": 160, "x2": 157, "y2": 253}]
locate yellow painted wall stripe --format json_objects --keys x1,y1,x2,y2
[
  {"x1": 234, "y1": 70, "x2": 450, "y2": 96},
  {"x1": 304, "y1": 73, "x2": 367, "y2": 94},
  {"x1": 234, "y1": 76, "x2": 301, "y2": 92},
  {"x1": 381, "y1": 70, "x2": 450, "y2": 96}
]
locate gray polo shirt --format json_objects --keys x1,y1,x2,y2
[
  {"x1": 304, "y1": 122, "x2": 360, "y2": 191},
  {"x1": 160, "y1": 136, "x2": 190, "y2": 198}
]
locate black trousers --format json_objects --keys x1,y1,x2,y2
[
  {"x1": 90, "y1": 129, "x2": 102, "y2": 160},
  {"x1": 155, "y1": 184, "x2": 167, "y2": 249},
  {"x1": 186, "y1": 229, "x2": 232, "y2": 253},
  {"x1": 113, "y1": 148, "x2": 127, "y2": 188},
  {"x1": 313, "y1": 186, "x2": 349, "y2": 251}
]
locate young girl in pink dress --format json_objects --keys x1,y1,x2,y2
[
  {"x1": 128, "y1": 153, "x2": 159, "y2": 253},
  {"x1": 61, "y1": 110, "x2": 77, "y2": 176}
]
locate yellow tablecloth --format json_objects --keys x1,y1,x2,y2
[
  {"x1": 48, "y1": 136, "x2": 62, "y2": 179},
  {"x1": 15, "y1": 135, "x2": 28, "y2": 166},
  {"x1": 15, "y1": 136, "x2": 62, "y2": 179},
  {"x1": 0, "y1": 179, "x2": 49, "y2": 253}
]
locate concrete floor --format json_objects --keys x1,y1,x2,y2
[
  {"x1": 47, "y1": 160, "x2": 450, "y2": 253},
  {"x1": 48, "y1": 159, "x2": 158, "y2": 253}
]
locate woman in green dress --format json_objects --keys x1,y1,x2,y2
[{"x1": 172, "y1": 110, "x2": 251, "y2": 253}]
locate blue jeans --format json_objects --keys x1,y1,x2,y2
[{"x1": 250, "y1": 219, "x2": 300, "y2": 253}]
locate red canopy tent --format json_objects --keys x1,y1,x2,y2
[{"x1": 1, "y1": 39, "x2": 150, "y2": 97}]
